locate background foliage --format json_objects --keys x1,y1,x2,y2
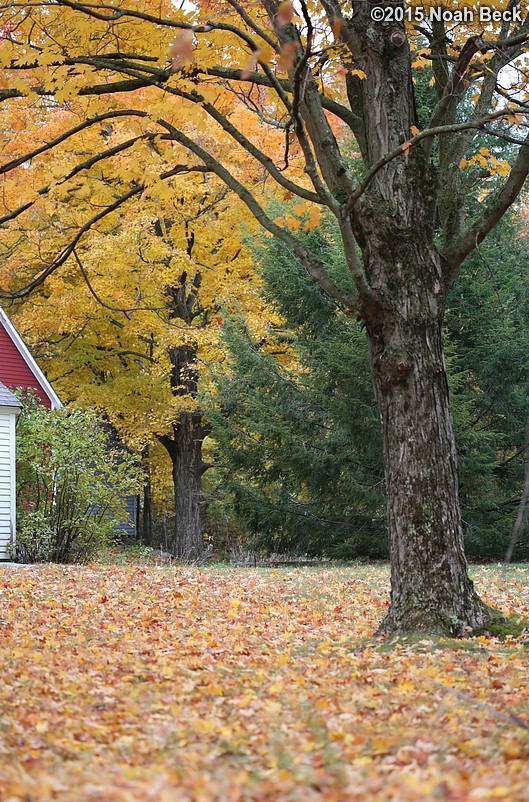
[
  {"x1": 15, "y1": 399, "x2": 141, "y2": 563},
  {"x1": 205, "y1": 210, "x2": 529, "y2": 562}
]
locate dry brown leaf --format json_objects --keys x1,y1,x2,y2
[
  {"x1": 278, "y1": 41, "x2": 298, "y2": 72},
  {"x1": 169, "y1": 30, "x2": 194, "y2": 72},
  {"x1": 241, "y1": 50, "x2": 260, "y2": 79},
  {"x1": 402, "y1": 140, "x2": 412, "y2": 161},
  {"x1": 331, "y1": 17, "x2": 342, "y2": 39},
  {"x1": 277, "y1": 1, "x2": 295, "y2": 27},
  {"x1": 0, "y1": 563, "x2": 528, "y2": 801}
]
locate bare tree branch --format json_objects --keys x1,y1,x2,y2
[
  {"x1": 425, "y1": 36, "x2": 487, "y2": 155},
  {"x1": 224, "y1": 0, "x2": 279, "y2": 53},
  {"x1": 0, "y1": 109, "x2": 149, "y2": 176},
  {"x1": 0, "y1": 77, "x2": 154, "y2": 103},
  {"x1": 344, "y1": 109, "x2": 527, "y2": 215},
  {"x1": 431, "y1": 681, "x2": 529, "y2": 733},
  {"x1": 202, "y1": 65, "x2": 361, "y2": 131},
  {"x1": 157, "y1": 119, "x2": 366, "y2": 310},
  {"x1": 0, "y1": 131, "x2": 158, "y2": 226}
]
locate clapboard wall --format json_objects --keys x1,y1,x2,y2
[{"x1": 0, "y1": 409, "x2": 17, "y2": 560}]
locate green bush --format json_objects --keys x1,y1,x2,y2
[{"x1": 15, "y1": 400, "x2": 141, "y2": 563}]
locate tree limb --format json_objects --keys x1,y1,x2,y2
[
  {"x1": 344, "y1": 109, "x2": 527, "y2": 214},
  {"x1": 442, "y1": 129, "x2": 529, "y2": 282},
  {"x1": 155, "y1": 82, "x2": 323, "y2": 206},
  {"x1": 224, "y1": 0, "x2": 279, "y2": 53},
  {"x1": 431, "y1": 681, "x2": 529, "y2": 733},
  {"x1": 426, "y1": 36, "x2": 486, "y2": 145},
  {"x1": 157, "y1": 119, "x2": 364, "y2": 310}
]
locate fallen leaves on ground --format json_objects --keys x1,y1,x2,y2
[{"x1": 0, "y1": 564, "x2": 528, "y2": 801}]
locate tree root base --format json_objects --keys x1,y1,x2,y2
[{"x1": 377, "y1": 600, "x2": 517, "y2": 639}]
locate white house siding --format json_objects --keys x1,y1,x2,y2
[{"x1": 0, "y1": 409, "x2": 17, "y2": 560}]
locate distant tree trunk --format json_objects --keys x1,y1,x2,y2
[
  {"x1": 158, "y1": 332, "x2": 209, "y2": 562},
  {"x1": 141, "y1": 448, "x2": 153, "y2": 547},
  {"x1": 171, "y1": 410, "x2": 207, "y2": 560},
  {"x1": 505, "y1": 416, "x2": 529, "y2": 563},
  {"x1": 159, "y1": 412, "x2": 207, "y2": 561}
]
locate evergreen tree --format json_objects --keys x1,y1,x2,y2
[
  {"x1": 206, "y1": 222, "x2": 385, "y2": 559},
  {"x1": 207, "y1": 212, "x2": 529, "y2": 562},
  {"x1": 447, "y1": 211, "x2": 529, "y2": 560}
]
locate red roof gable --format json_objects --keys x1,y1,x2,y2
[
  {"x1": 0, "y1": 323, "x2": 51, "y2": 408},
  {"x1": 0, "y1": 310, "x2": 61, "y2": 409}
]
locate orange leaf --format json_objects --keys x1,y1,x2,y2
[
  {"x1": 285, "y1": 216, "x2": 301, "y2": 230},
  {"x1": 278, "y1": 41, "x2": 298, "y2": 72},
  {"x1": 241, "y1": 50, "x2": 260, "y2": 79},
  {"x1": 169, "y1": 30, "x2": 194, "y2": 72},
  {"x1": 304, "y1": 207, "x2": 320, "y2": 231},
  {"x1": 410, "y1": 125, "x2": 420, "y2": 136},
  {"x1": 277, "y1": 1, "x2": 295, "y2": 27},
  {"x1": 402, "y1": 141, "x2": 412, "y2": 162}
]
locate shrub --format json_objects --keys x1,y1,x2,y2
[{"x1": 15, "y1": 400, "x2": 141, "y2": 563}]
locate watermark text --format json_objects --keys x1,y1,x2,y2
[{"x1": 370, "y1": 5, "x2": 524, "y2": 24}]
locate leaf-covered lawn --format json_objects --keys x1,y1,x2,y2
[{"x1": 0, "y1": 564, "x2": 528, "y2": 802}]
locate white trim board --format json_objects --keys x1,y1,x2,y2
[{"x1": 0, "y1": 409, "x2": 17, "y2": 560}]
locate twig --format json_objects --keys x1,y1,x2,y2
[{"x1": 431, "y1": 680, "x2": 529, "y2": 732}]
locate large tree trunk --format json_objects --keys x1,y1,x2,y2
[
  {"x1": 365, "y1": 238, "x2": 494, "y2": 634},
  {"x1": 171, "y1": 411, "x2": 206, "y2": 561},
  {"x1": 159, "y1": 411, "x2": 207, "y2": 563},
  {"x1": 342, "y1": 1, "x2": 502, "y2": 633}
]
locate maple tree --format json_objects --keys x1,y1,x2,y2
[
  {"x1": 1, "y1": 0, "x2": 529, "y2": 632},
  {"x1": 0, "y1": 48, "x2": 271, "y2": 558},
  {"x1": 6, "y1": 158, "x2": 265, "y2": 559}
]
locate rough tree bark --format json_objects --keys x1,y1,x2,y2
[
  {"x1": 299, "y1": 0, "x2": 519, "y2": 634},
  {"x1": 169, "y1": 409, "x2": 208, "y2": 561},
  {"x1": 352, "y1": 113, "x2": 493, "y2": 631},
  {"x1": 366, "y1": 259, "x2": 487, "y2": 633}
]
